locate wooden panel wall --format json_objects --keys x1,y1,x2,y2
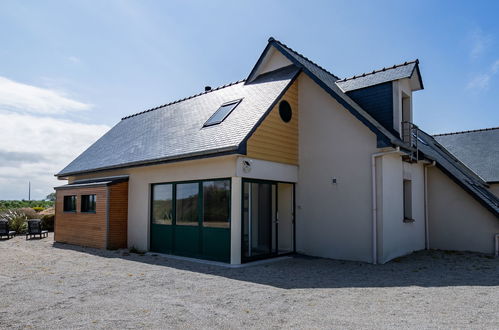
[
  {"x1": 246, "y1": 80, "x2": 298, "y2": 165},
  {"x1": 108, "y1": 182, "x2": 128, "y2": 249},
  {"x1": 55, "y1": 186, "x2": 108, "y2": 249}
]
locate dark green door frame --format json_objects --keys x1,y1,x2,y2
[{"x1": 150, "y1": 178, "x2": 231, "y2": 262}]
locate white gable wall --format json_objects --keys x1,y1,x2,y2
[
  {"x1": 251, "y1": 47, "x2": 293, "y2": 78},
  {"x1": 296, "y1": 74, "x2": 378, "y2": 262},
  {"x1": 296, "y1": 73, "x2": 426, "y2": 263},
  {"x1": 428, "y1": 167, "x2": 499, "y2": 254}
]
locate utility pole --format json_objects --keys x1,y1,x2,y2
[{"x1": 28, "y1": 181, "x2": 31, "y2": 201}]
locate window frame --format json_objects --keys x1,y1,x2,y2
[
  {"x1": 63, "y1": 195, "x2": 77, "y2": 213},
  {"x1": 150, "y1": 178, "x2": 231, "y2": 229},
  {"x1": 80, "y1": 194, "x2": 97, "y2": 213},
  {"x1": 203, "y1": 99, "x2": 242, "y2": 127},
  {"x1": 403, "y1": 179, "x2": 413, "y2": 222},
  {"x1": 151, "y1": 183, "x2": 174, "y2": 225},
  {"x1": 202, "y1": 180, "x2": 231, "y2": 228}
]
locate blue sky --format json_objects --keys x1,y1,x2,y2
[{"x1": 0, "y1": 0, "x2": 498, "y2": 199}]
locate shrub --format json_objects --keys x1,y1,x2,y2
[
  {"x1": 18, "y1": 208, "x2": 39, "y2": 219},
  {"x1": 41, "y1": 214, "x2": 55, "y2": 232},
  {"x1": 1, "y1": 209, "x2": 28, "y2": 234}
]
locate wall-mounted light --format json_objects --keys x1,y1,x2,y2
[{"x1": 242, "y1": 160, "x2": 252, "y2": 173}]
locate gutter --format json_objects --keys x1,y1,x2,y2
[
  {"x1": 371, "y1": 146, "x2": 402, "y2": 264},
  {"x1": 424, "y1": 160, "x2": 436, "y2": 250},
  {"x1": 55, "y1": 145, "x2": 240, "y2": 178}
]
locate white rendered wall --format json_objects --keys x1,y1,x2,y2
[
  {"x1": 428, "y1": 167, "x2": 499, "y2": 254},
  {"x1": 296, "y1": 74, "x2": 379, "y2": 263},
  {"x1": 377, "y1": 154, "x2": 425, "y2": 263},
  {"x1": 392, "y1": 78, "x2": 413, "y2": 135}
]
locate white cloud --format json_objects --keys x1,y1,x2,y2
[
  {"x1": 468, "y1": 28, "x2": 493, "y2": 59},
  {"x1": 0, "y1": 76, "x2": 91, "y2": 115},
  {"x1": 0, "y1": 111, "x2": 110, "y2": 200},
  {"x1": 466, "y1": 58, "x2": 499, "y2": 92},
  {"x1": 492, "y1": 59, "x2": 499, "y2": 74},
  {"x1": 466, "y1": 73, "x2": 491, "y2": 91},
  {"x1": 68, "y1": 56, "x2": 81, "y2": 64}
]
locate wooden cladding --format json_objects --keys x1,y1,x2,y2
[
  {"x1": 247, "y1": 80, "x2": 298, "y2": 165},
  {"x1": 55, "y1": 182, "x2": 128, "y2": 250},
  {"x1": 55, "y1": 186, "x2": 107, "y2": 249},
  {"x1": 108, "y1": 182, "x2": 128, "y2": 249}
]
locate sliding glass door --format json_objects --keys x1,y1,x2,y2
[{"x1": 242, "y1": 181, "x2": 277, "y2": 261}]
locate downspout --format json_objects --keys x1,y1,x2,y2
[
  {"x1": 424, "y1": 161, "x2": 436, "y2": 250},
  {"x1": 371, "y1": 146, "x2": 401, "y2": 264}
]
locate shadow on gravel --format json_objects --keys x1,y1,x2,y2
[{"x1": 53, "y1": 242, "x2": 499, "y2": 289}]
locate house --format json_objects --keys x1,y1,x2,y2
[{"x1": 54, "y1": 38, "x2": 499, "y2": 264}]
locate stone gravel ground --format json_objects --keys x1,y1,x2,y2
[{"x1": 1, "y1": 234, "x2": 498, "y2": 329}]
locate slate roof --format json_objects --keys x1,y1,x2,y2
[
  {"x1": 57, "y1": 65, "x2": 300, "y2": 176},
  {"x1": 434, "y1": 127, "x2": 499, "y2": 183},
  {"x1": 417, "y1": 129, "x2": 499, "y2": 216},
  {"x1": 336, "y1": 60, "x2": 421, "y2": 92}
]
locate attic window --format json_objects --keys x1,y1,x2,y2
[{"x1": 203, "y1": 99, "x2": 242, "y2": 127}]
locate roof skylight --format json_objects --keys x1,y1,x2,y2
[{"x1": 203, "y1": 99, "x2": 241, "y2": 127}]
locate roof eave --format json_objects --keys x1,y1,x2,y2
[{"x1": 55, "y1": 145, "x2": 241, "y2": 178}]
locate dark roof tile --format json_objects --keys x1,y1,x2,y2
[{"x1": 434, "y1": 127, "x2": 499, "y2": 182}]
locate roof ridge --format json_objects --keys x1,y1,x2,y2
[
  {"x1": 121, "y1": 79, "x2": 246, "y2": 120},
  {"x1": 268, "y1": 37, "x2": 341, "y2": 80},
  {"x1": 433, "y1": 126, "x2": 499, "y2": 136},
  {"x1": 337, "y1": 59, "x2": 419, "y2": 82}
]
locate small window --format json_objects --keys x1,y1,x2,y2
[
  {"x1": 279, "y1": 100, "x2": 292, "y2": 123},
  {"x1": 203, "y1": 100, "x2": 241, "y2": 127},
  {"x1": 63, "y1": 195, "x2": 76, "y2": 212},
  {"x1": 403, "y1": 180, "x2": 413, "y2": 222},
  {"x1": 151, "y1": 184, "x2": 173, "y2": 225},
  {"x1": 81, "y1": 195, "x2": 96, "y2": 213},
  {"x1": 203, "y1": 180, "x2": 230, "y2": 228}
]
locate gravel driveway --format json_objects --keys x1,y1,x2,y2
[{"x1": 1, "y1": 233, "x2": 498, "y2": 329}]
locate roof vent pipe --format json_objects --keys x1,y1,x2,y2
[{"x1": 205, "y1": 86, "x2": 212, "y2": 92}]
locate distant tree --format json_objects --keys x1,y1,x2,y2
[{"x1": 45, "y1": 192, "x2": 56, "y2": 202}]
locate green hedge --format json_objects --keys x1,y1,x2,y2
[{"x1": 0, "y1": 200, "x2": 54, "y2": 212}]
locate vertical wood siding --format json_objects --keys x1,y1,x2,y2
[
  {"x1": 108, "y1": 182, "x2": 128, "y2": 249},
  {"x1": 55, "y1": 186, "x2": 108, "y2": 249},
  {"x1": 246, "y1": 80, "x2": 299, "y2": 165}
]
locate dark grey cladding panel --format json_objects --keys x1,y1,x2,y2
[
  {"x1": 57, "y1": 65, "x2": 300, "y2": 176},
  {"x1": 346, "y1": 82, "x2": 395, "y2": 136},
  {"x1": 434, "y1": 128, "x2": 499, "y2": 183},
  {"x1": 418, "y1": 129, "x2": 499, "y2": 217}
]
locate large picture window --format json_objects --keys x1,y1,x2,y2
[
  {"x1": 63, "y1": 195, "x2": 76, "y2": 212},
  {"x1": 203, "y1": 180, "x2": 230, "y2": 228},
  {"x1": 176, "y1": 183, "x2": 199, "y2": 226},
  {"x1": 81, "y1": 195, "x2": 96, "y2": 213},
  {"x1": 152, "y1": 184, "x2": 173, "y2": 225}
]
